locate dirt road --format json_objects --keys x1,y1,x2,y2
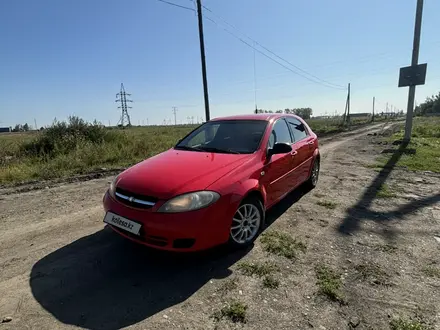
[{"x1": 1, "y1": 122, "x2": 439, "y2": 330}]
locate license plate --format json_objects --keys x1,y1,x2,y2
[{"x1": 104, "y1": 212, "x2": 141, "y2": 235}]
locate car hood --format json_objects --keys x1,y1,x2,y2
[{"x1": 116, "y1": 149, "x2": 253, "y2": 199}]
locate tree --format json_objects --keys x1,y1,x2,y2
[
  {"x1": 293, "y1": 108, "x2": 313, "y2": 119},
  {"x1": 415, "y1": 92, "x2": 440, "y2": 116},
  {"x1": 12, "y1": 124, "x2": 21, "y2": 132},
  {"x1": 23, "y1": 123, "x2": 29, "y2": 131}
]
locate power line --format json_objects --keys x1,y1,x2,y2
[
  {"x1": 204, "y1": 16, "x2": 345, "y2": 91},
  {"x1": 156, "y1": 0, "x2": 195, "y2": 11},
  {"x1": 201, "y1": 4, "x2": 345, "y2": 90}
]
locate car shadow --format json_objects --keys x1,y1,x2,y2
[
  {"x1": 30, "y1": 186, "x2": 310, "y2": 329},
  {"x1": 265, "y1": 184, "x2": 311, "y2": 227},
  {"x1": 30, "y1": 227, "x2": 250, "y2": 330}
]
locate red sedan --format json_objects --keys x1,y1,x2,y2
[{"x1": 103, "y1": 113, "x2": 320, "y2": 251}]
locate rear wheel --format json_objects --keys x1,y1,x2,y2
[
  {"x1": 305, "y1": 157, "x2": 320, "y2": 189},
  {"x1": 228, "y1": 197, "x2": 264, "y2": 248}
]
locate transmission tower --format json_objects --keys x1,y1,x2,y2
[
  {"x1": 115, "y1": 83, "x2": 132, "y2": 127},
  {"x1": 172, "y1": 107, "x2": 178, "y2": 125}
]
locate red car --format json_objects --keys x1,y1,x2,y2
[{"x1": 103, "y1": 114, "x2": 320, "y2": 251}]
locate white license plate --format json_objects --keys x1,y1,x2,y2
[{"x1": 104, "y1": 212, "x2": 142, "y2": 235}]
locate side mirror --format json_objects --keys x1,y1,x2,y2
[{"x1": 267, "y1": 142, "x2": 292, "y2": 158}]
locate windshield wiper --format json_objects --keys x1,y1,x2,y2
[
  {"x1": 174, "y1": 145, "x2": 205, "y2": 152},
  {"x1": 197, "y1": 146, "x2": 241, "y2": 154}
]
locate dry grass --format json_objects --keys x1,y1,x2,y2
[
  {"x1": 315, "y1": 264, "x2": 345, "y2": 303},
  {"x1": 316, "y1": 200, "x2": 338, "y2": 209},
  {"x1": 237, "y1": 261, "x2": 279, "y2": 277},
  {"x1": 213, "y1": 301, "x2": 248, "y2": 323},
  {"x1": 260, "y1": 231, "x2": 306, "y2": 260}
]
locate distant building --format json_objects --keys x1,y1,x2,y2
[{"x1": 0, "y1": 127, "x2": 11, "y2": 133}]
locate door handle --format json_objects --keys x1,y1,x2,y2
[
  {"x1": 290, "y1": 150, "x2": 298, "y2": 156},
  {"x1": 307, "y1": 141, "x2": 314, "y2": 145}
]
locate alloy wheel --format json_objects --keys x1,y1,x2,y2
[{"x1": 230, "y1": 203, "x2": 261, "y2": 244}]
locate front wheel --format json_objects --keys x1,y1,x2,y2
[{"x1": 228, "y1": 197, "x2": 264, "y2": 248}]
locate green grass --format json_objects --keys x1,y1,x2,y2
[
  {"x1": 422, "y1": 266, "x2": 440, "y2": 278},
  {"x1": 213, "y1": 301, "x2": 248, "y2": 323},
  {"x1": 354, "y1": 262, "x2": 390, "y2": 285},
  {"x1": 375, "y1": 117, "x2": 440, "y2": 173},
  {"x1": 316, "y1": 200, "x2": 338, "y2": 209},
  {"x1": 260, "y1": 231, "x2": 306, "y2": 260},
  {"x1": 0, "y1": 115, "x2": 384, "y2": 185},
  {"x1": 0, "y1": 119, "x2": 196, "y2": 184},
  {"x1": 237, "y1": 261, "x2": 279, "y2": 277},
  {"x1": 390, "y1": 317, "x2": 427, "y2": 330},
  {"x1": 315, "y1": 264, "x2": 345, "y2": 303},
  {"x1": 262, "y1": 275, "x2": 280, "y2": 289},
  {"x1": 376, "y1": 184, "x2": 397, "y2": 198},
  {"x1": 218, "y1": 277, "x2": 239, "y2": 293}
]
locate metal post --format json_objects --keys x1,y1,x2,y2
[
  {"x1": 196, "y1": 0, "x2": 210, "y2": 122},
  {"x1": 404, "y1": 0, "x2": 424, "y2": 141}
]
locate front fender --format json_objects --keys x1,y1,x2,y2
[{"x1": 229, "y1": 178, "x2": 267, "y2": 209}]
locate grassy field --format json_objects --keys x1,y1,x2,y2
[
  {"x1": 377, "y1": 116, "x2": 440, "y2": 173},
  {"x1": 0, "y1": 116, "x2": 382, "y2": 185}
]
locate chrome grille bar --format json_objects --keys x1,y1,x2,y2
[{"x1": 115, "y1": 192, "x2": 156, "y2": 206}]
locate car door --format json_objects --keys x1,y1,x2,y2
[
  {"x1": 262, "y1": 118, "x2": 295, "y2": 206},
  {"x1": 287, "y1": 117, "x2": 314, "y2": 183}
]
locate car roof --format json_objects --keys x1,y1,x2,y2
[{"x1": 210, "y1": 113, "x2": 303, "y2": 122}]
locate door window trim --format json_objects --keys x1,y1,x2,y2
[
  {"x1": 266, "y1": 117, "x2": 293, "y2": 151},
  {"x1": 286, "y1": 117, "x2": 310, "y2": 143}
]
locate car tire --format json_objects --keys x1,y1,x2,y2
[
  {"x1": 228, "y1": 196, "x2": 264, "y2": 249},
  {"x1": 305, "y1": 157, "x2": 320, "y2": 189}
]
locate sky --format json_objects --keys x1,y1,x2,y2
[{"x1": 0, "y1": 0, "x2": 439, "y2": 127}]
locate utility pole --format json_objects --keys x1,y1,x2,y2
[
  {"x1": 196, "y1": 0, "x2": 210, "y2": 122},
  {"x1": 253, "y1": 41, "x2": 258, "y2": 114},
  {"x1": 343, "y1": 83, "x2": 351, "y2": 125},
  {"x1": 347, "y1": 83, "x2": 350, "y2": 125},
  {"x1": 34, "y1": 118, "x2": 38, "y2": 131},
  {"x1": 404, "y1": 0, "x2": 424, "y2": 141},
  {"x1": 372, "y1": 97, "x2": 375, "y2": 122},
  {"x1": 172, "y1": 107, "x2": 178, "y2": 125},
  {"x1": 115, "y1": 83, "x2": 132, "y2": 127}
]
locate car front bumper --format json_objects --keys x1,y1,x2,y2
[{"x1": 103, "y1": 191, "x2": 238, "y2": 252}]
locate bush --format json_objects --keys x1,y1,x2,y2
[{"x1": 21, "y1": 116, "x2": 121, "y2": 158}]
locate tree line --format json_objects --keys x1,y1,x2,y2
[
  {"x1": 415, "y1": 91, "x2": 440, "y2": 116},
  {"x1": 255, "y1": 108, "x2": 313, "y2": 119}
]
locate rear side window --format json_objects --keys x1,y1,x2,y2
[
  {"x1": 268, "y1": 119, "x2": 293, "y2": 148},
  {"x1": 287, "y1": 118, "x2": 308, "y2": 142}
]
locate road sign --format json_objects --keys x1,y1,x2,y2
[{"x1": 398, "y1": 63, "x2": 427, "y2": 87}]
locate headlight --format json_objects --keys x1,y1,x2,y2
[
  {"x1": 157, "y1": 191, "x2": 220, "y2": 213},
  {"x1": 109, "y1": 176, "x2": 118, "y2": 197}
]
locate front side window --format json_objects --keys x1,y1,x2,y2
[
  {"x1": 268, "y1": 119, "x2": 293, "y2": 149},
  {"x1": 175, "y1": 120, "x2": 268, "y2": 154},
  {"x1": 287, "y1": 118, "x2": 308, "y2": 142}
]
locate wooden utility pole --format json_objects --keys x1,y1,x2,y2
[
  {"x1": 347, "y1": 83, "x2": 351, "y2": 125},
  {"x1": 404, "y1": 0, "x2": 424, "y2": 141},
  {"x1": 196, "y1": 0, "x2": 211, "y2": 122},
  {"x1": 372, "y1": 97, "x2": 375, "y2": 122}
]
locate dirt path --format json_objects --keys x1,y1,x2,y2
[{"x1": 1, "y1": 121, "x2": 439, "y2": 330}]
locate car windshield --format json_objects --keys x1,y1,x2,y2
[{"x1": 175, "y1": 120, "x2": 268, "y2": 154}]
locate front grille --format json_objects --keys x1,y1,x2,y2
[{"x1": 115, "y1": 187, "x2": 158, "y2": 209}]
